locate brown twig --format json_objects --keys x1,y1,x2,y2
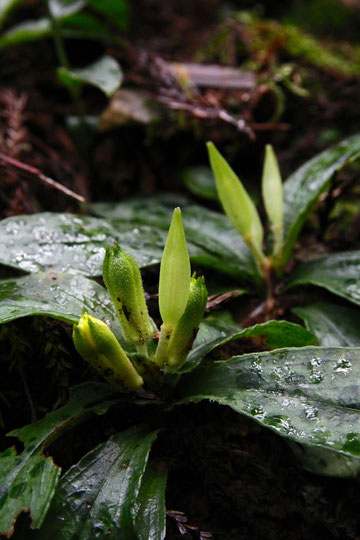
[{"x1": 0, "y1": 153, "x2": 86, "y2": 203}]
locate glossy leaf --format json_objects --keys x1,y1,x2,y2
[
  {"x1": 287, "y1": 251, "x2": 360, "y2": 306},
  {"x1": 91, "y1": 198, "x2": 261, "y2": 284},
  {"x1": 48, "y1": 0, "x2": 88, "y2": 19},
  {"x1": 37, "y1": 426, "x2": 159, "y2": 540},
  {"x1": 0, "y1": 383, "x2": 118, "y2": 536},
  {"x1": 281, "y1": 132, "x2": 360, "y2": 266},
  {"x1": 293, "y1": 300, "x2": 360, "y2": 347},
  {"x1": 134, "y1": 463, "x2": 167, "y2": 540},
  {"x1": 57, "y1": 56, "x2": 122, "y2": 97},
  {"x1": 0, "y1": 271, "x2": 116, "y2": 326},
  {"x1": 0, "y1": 19, "x2": 52, "y2": 50},
  {"x1": 0, "y1": 213, "x2": 165, "y2": 276},
  {"x1": 175, "y1": 347, "x2": 360, "y2": 456},
  {"x1": 182, "y1": 312, "x2": 316, "y2": 372}
]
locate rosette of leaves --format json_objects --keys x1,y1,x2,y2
[{"x1": 2, "y1": 135, "x2": 360, "y2": 537}]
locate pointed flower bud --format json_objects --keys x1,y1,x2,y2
[
  {"x1": 73, "y1": 311, "x2": 143, "y2": 391},
  {"x1": 262, "y1": 145, "x2": 283, "y2": 256},
  {"x1": 207, "y1": 141, "x2": 265, "y2": 265},
  {"x1": 166, "y1": 275, "x2": 207, "y2": 371},
  {"x1": 103, "y1": 244, "x2": 153, "y2": 344},
  {"x1": 159, "y1": 207, "x2": 191, "y2": 327}
]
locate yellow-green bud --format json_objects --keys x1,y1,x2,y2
[
  {"x1": 158, "y1": 208, "x2": 191, "y2": 327},
  {"x1": 166, "y1": 275, "x2": 207, "y2": 371},
  {"x1": 102, "y1": 245, "x2": 153, "y2": 344},
  {"x1": 207, "y1": 141, "x2": 265, "y2": 266},
  {"x1": 73, "y1": 311, "x2": 143, "y2": 391},
  {"x1": 262, "y1": 144, "x2": 283, "y2": 256}
]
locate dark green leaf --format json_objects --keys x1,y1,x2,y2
[
  {"x1": 89, "y1": 0, "x2": 129, "y2": 30},
  {"x1": 281, "y1": 133, "x2": 360, "y2": 266},
  {"x1": 0, "y1": 383, "x2": 118, "y2": 535},
  {"x1": 182, "y1": 313, "x2": 316, "y2": 372},
  {"x1": 293, "y1": 300, "x2": 360, "y2": 346},
  {"x1": 175, "y1": 347, "x2": 360, "y2": 457},
  {"x1": 181, "y1": 166, "x2": 218, "y2": 201},
  {"x1": 134, "y1": 463, "x2": 167, "y2": 540},
  {"x1": 91, "y1": 197, "x2": 261, "y2": 283},
  {"x1": 0, "y1": 213, "x2": 165, "y2": 276},
  {"x1": 48, "y1": 0, "x2": 88, "y2": 19},
  {"x1": 0, "y1": 19, "x2": 52, "y2": 50},
  {"x1": 37, "y1": 426, "x2": 159, "y2": 540},
  {"x1": 57, "y1": 56, "x2": 122, "y2": 97},
  {"x1": 287, "y1": 251, "x2": 360, "y2": 306}
]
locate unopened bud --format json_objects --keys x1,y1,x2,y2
[
  {"x1": 103, "y1": 244, "x2": 153, "y2": 344},
  {"x1": 158, "y1": 208, "x2": 191, "y2": 327},
  {"x1": 262, "y1": 144, "x2": 283, "y2": 256},
  {"x1": 207, "y1": 141, "x2": 265, "y2": 265},
  {"x1": 166, "y1": 275, "x2": 207, "y2": 371},
  {"x1": 73, "y1": 311, "x2": 143, "y2": 391}
]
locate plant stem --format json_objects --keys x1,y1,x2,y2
[
  {"x1": 154, "y1": 324, "x2": 173, "y2": 367},
  {"x1": 46, "y1": 2, "x2": 85, "y2": 124},
  {"x1": 136, "y1": 341, "x2": 148, "y2": 357}
]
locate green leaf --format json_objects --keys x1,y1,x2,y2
[
  {"x1": 0, "y1": 383, "x2": 118, "y2": 536},
  {"x1": 36, "y1": 426, "x2": 159, "y2": 539},
  {"x1": 181, "y1": 166, "x2": 218, "y2": 201},
  {"x1": 89, "y1": 0, "x2": 129, "y2": 30},
  {"x1": 0, "y1": 18, "x2": 52, "y2": 51},
  {"x1": 0, "y1": 0, "x2": 21, "y2": 29},
  {"x1": 0, "y1": 213, "x2": 165, "y2": 276},
  {"x1": 134, "y1": 463, "x2": 167, "y2": 540},
  {"x1": 287, "y1": 251, "x2": 360, "y2": 306},
  {"x1": 281, "y1": 132, "x2": 360, "y2": 266},
  {"x1": 0, "y1": 271, "x2": 115, "y2": 325},
  {"x1": 91, "y1": 198, "x2": 261, "y2": 284},
  {"x1": 57, "y1": 55, "x2": 122, "y2": 97},
  {"x1": 175, "y1": 346, "x2": 360, "y2": 457},
  {"x1": 182, "y1": 312, "x2": 316, "y2": 372},
  {"x1": 293, "y1": 300, "x2": 360, "y2": 346},
  {"x1": 48, "y1": 0, "x2": 88, "y2": 19}
]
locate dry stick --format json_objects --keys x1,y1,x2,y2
[{"x1": 0, "y1": 153, "x2": 86, "y2": 203}]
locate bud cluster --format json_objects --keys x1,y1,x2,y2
[{"x1": 73, "y1": 207, "x2": 208, "y2": 392}]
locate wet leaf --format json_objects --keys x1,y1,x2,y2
[
  {"x1": 287, "y1": 251, "x2": 360, "y2": 306},
  {"x1": 181, "y1": 312, "x2": 316, "y2": 372},
  {"x1": 281, "y1": 132, "x2": 360, "y2": 266},
  {"x1": 57, "y1": 56, "x2": 122, "y2": 97},
  {"x1": 293, "y1": 300, "x2": 360, "y2": 347},
  {"x1": 134, "y1": 463, "x2": 167, "y2": 540},
  {"x1": 36, "y1": 426, "x2": 159, "y2": 540},
  {"x1": 48, "y1": 0, "x2": 88, "y2": 19},
  {"x1": 0, "y1": 383, "x2": 118, "y2": 536},
  {"x1": 0, "y1": 213, "x2": 165, "y2": 276},
  {"x1": 175, "y1": 346, "x2": 360, "y2": 457},
  {"x1": 91, "y1": 197, "x2": 261, "y2": 284}
]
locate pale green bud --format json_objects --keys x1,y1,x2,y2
[
  {"x1": 262, "y1": 144, "x2": 283, "y2": 256},
  {"x1": 73, "y1": 311, "x2": 143, "y2": 391},
  {"x1": 207, "y1": 142, "x2": 265, "y2": 265},
  {"x1": 166, "y1": 275, "x2": 207, "y2": 371},
  {"x1": 158, "y1": 208, "x2": 191, "y2": 327},
  {"x1": 102, "y1": 245, "x2": 153, "y2": 344}
]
